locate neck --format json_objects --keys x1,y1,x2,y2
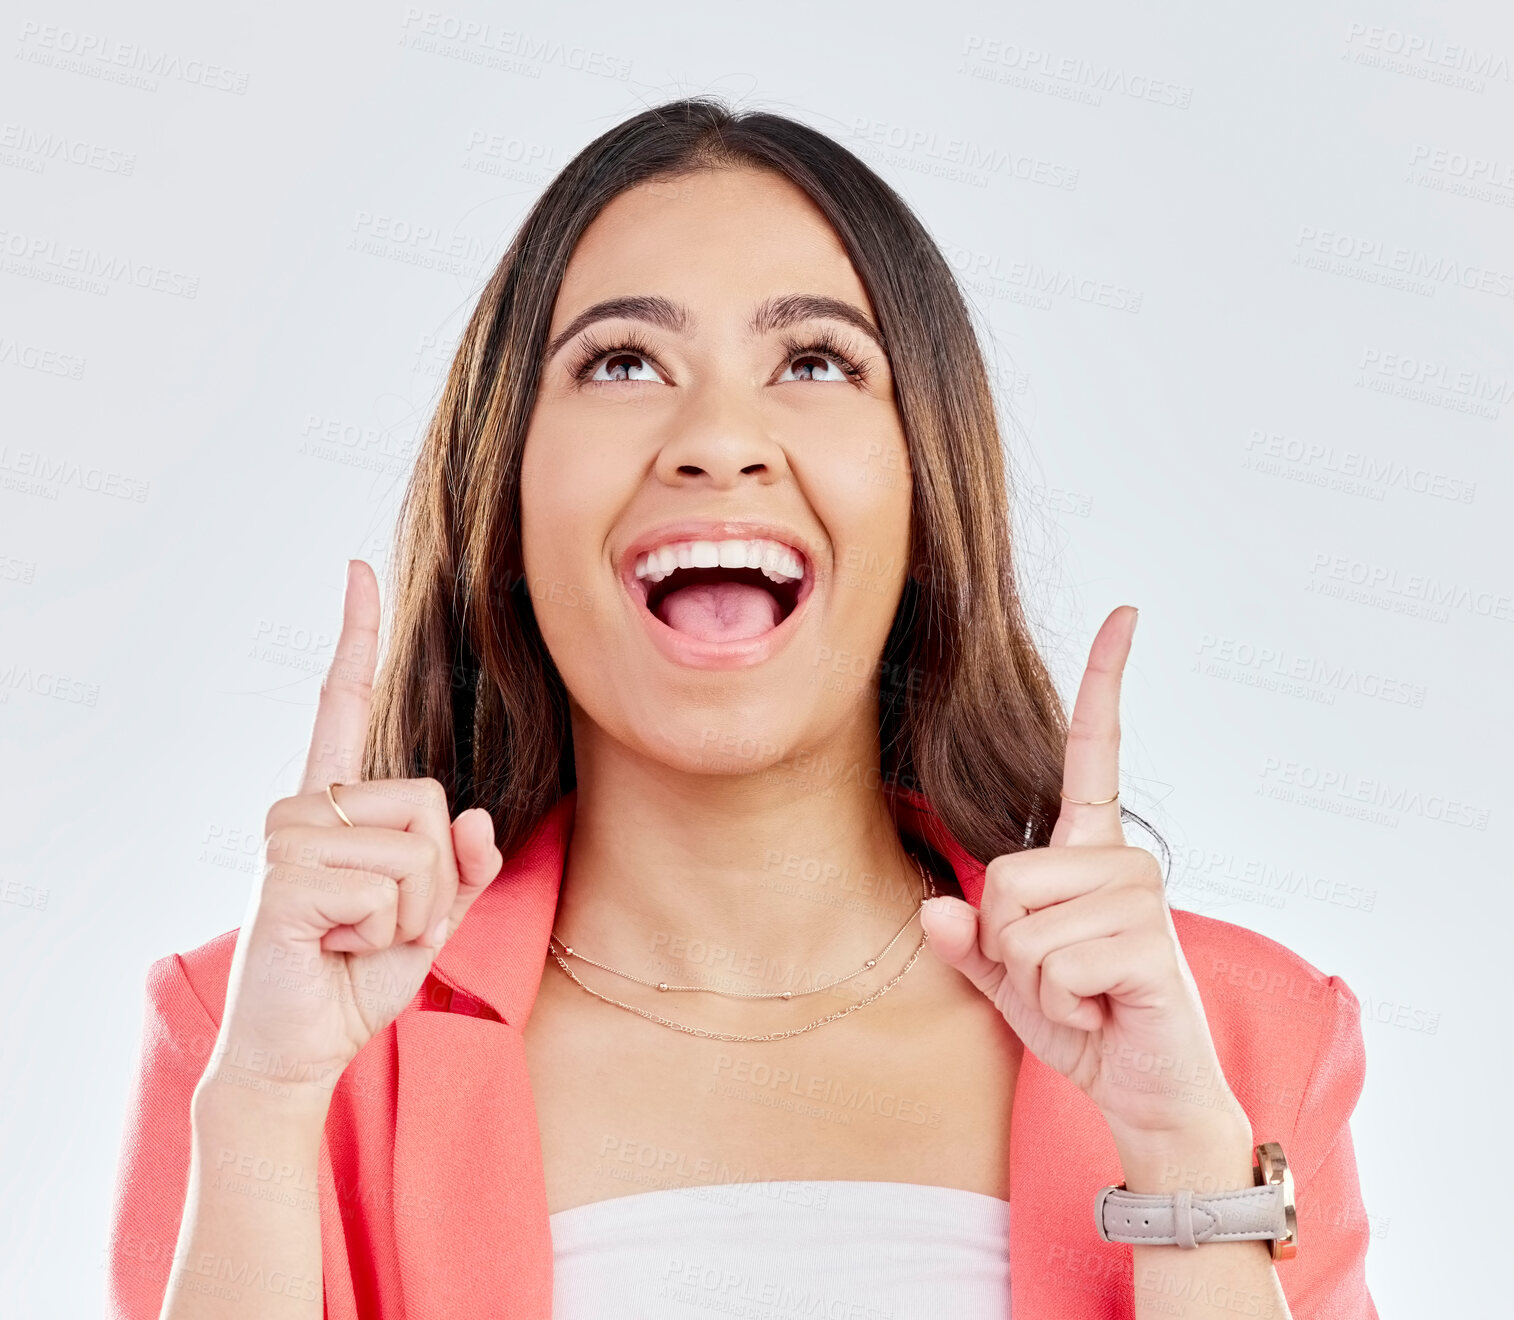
[{"x1": 554, "y1": 719, "x2": 934, "y2": 1012}]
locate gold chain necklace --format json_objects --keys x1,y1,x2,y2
[{"x1": 547, "y1": 854, "x2": 938, "y2": 1043}]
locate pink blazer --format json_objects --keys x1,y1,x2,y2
[{"x1": 108, "y1": 787, "x2": 1378, "y2": 1317}]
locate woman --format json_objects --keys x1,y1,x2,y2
[{"x1": 108, "y1": 97, "x2": 1375, "y2": 1318}]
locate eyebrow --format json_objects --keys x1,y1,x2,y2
[{"x1": 541, "y1": 292, "x2": 887, "y2": 366}]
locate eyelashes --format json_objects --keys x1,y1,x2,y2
[
  {"x1": 566, "y1": 328, "x2": 660, "y2": 383},
  {"x1": 565, "y1": 327, "x2": 875, "y2": 386},
  {"x1": 781, "y1": 329, "x2": 873, "y2": 385}
]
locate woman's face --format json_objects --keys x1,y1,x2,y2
[{"x1": 520, "y1": 164, "x2": 912, "y2": 778}]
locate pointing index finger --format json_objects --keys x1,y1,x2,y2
[
  {"x1": 301, "y1": 560, "x2": 381, "y2": 796},
  {"x1": 1051, "y1": 605, "x2": 1137, "y2": 848}
]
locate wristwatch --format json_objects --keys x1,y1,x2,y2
[{"x1": 1095, "y1": 1141, "x2": 1297, "y2": 1260}]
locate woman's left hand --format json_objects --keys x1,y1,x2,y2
[{"x1": 920, "y1": 605, "x2": 1253, "y2": 1174}]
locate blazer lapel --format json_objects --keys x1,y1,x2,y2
[
  {"x1": 385, "y1": 792, "x2": 576, "y2": 1319},
  {"x1": 430, "y1": 790, "x2": 577, "y2": 1028},
  {"x1": 1008, "y1": 1052, "x2": 1130, "y2": 1316},
  {"x1": 390, "y1": 1012, "x2": 554, "y2": 1318}
]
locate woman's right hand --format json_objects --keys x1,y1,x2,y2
[{"x1": 203, "y1": 560, "x2": 502, "y2": 1106}]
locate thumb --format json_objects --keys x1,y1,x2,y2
[
  {"x1": 920, "y1": 895, "x2": 1006, "y2": 1001},
  {"x1": 438, "y1": 808, "x2": 503, "y2": 941}
]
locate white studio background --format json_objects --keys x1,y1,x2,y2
[{"x1": 2, "y1": 1, "x2": 1508, "y2": 1314}]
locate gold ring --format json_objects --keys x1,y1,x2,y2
[
  {"x1": 1060, "y1": 790, "x2": 1119, "y2": 806},
  {"x1": 326, "y1": 782, "x2": 357, "y2": 828}
]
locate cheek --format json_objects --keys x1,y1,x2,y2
[
  {"x1": 521, "y1": 420, "x2": 608, "y2": 569},
  {"x1": 812, "y1": 426, "x2": 913, "y2": 601},
  {"x1": 518, "y1": 423, "x2": 614, "y2": 638}
]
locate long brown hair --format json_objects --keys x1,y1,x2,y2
[{"x1": 365, "y1": 95, "x2": 1149, "y2": 871}]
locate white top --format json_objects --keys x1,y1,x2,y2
[{"x1": 550, "y1": 1178, "x2": 1012, "y2": 1319}]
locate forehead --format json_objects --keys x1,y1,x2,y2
[{"x1": 552, "y1": 165, "x2": 871, "y2": 319}]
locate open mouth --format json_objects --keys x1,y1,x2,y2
[
  {"x1": 627, "y1": 539, "x2": 811, "y2": 645},
  {"x1": 645, "y1": 565, "x2": 803, "y2": 639}
]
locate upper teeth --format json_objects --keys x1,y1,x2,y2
[{"x1": 634, "y1": 538, "x2": 804, "y2": 585}]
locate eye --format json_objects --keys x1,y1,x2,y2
[
  {"x1": 566, "y1": 326, "x2": 875, "y2": 388},
  {"x1": 588, "y1": 351, "x2": 663, "y2": 383},
  {"x1": 779, "y1": 353, "x2": 853, "y2": 383},
  {"x1": 569, "y1": 330, "x2": 668, "y2": 385},
  {"x1": 775, "y1": 330, "x2": 872, "y2": 386}
]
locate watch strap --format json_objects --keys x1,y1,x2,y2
[{"x1": 1096, "y1": 1181, "x2": 1287, "y2": 1248}]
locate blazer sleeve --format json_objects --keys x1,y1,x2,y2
[
  {"x1": 106, "y1": 953, "x2": 222, "y2": 1320},
  {"x1": 1278, "y1": 976, "x2": 1379, "y2": 1320}
]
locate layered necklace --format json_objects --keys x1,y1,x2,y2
[{"x1": 547, "y1": 853, "x2": 940, "y2": 1043}]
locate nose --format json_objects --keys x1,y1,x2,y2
[{"x1": 652, "y1": 381, "x2": 789, "y2": 490}]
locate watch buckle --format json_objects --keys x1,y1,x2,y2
[{"x1": 1254, "y1": 1141, "x2": 1298, "y2": 1261}]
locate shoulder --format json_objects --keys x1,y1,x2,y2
[
  {"x1": 1171, "y1": 906, "x2": 1359, "y2": 1021},
  {"x1": 1169, "y1": 908, "x2": 1366, "y2": 1171},
  {"x1": 1168, "y1": 916, "x2": 1378, "y2": 1312},
  {"x1": 142, "y1": 927, "x2": 240, "y2": 1031}
]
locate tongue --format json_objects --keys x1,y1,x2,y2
[{"x1": 656, "y1": 582, "x2": 782, "y2": 641}]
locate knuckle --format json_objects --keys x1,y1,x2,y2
[
  {"x1": 1000, "y1": 920, "x2": 1036, "y2": 966},
  {"x1": 1130, "y1": 847, "x2": 1165, "y2": 886},
  {"x1": 1040, "y1": 947, "x2": 1072, "y2": 989},
  {"x1": 263, "y1": 826, "x2": 296, "y2": 865},
  {"x1": 415, "y1": 776, "x2": 448, "y2": 812},
  {"x1": 1143, "y1": 883, "x2": 1170, "y2": 920},
  {"x1": 413, "y1": 838, "x2": 443, "y2": 898},
  {"x1": 983, "y1": 854, "x2": 1027, "y2": 908},
  {"x1": 1121, "y1": 880, "x2": 1165, "y2": 923},
  {"x1": 418, "y1": 830, "x2": 442, "y2": 868},
  {"x1": 263, "y1": 797, "x2": 296, "y2": 837},
  {"x1": 372, "y1": 874, "x2": 401, "y2": 912}
]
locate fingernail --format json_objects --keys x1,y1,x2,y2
[
  {"x1": 922, "y1": 895, "x2": 972, "y2": 921},
  {"x1": 430, "y1": 918, "x2": 449, "y2": 948}
]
